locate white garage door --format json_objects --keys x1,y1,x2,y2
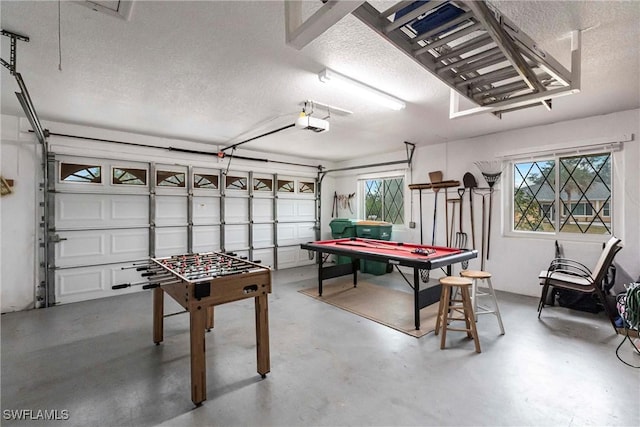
[
  {"x1": 52, "y1": 156, "x2": 317, "y2": 304},
  {"x1": 54, "y1": 156, "x2": 151, "y2": 304}
]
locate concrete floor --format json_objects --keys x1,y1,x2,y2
[{"x1": 2, "y1": 265, "x2": 639, "y2": 427}]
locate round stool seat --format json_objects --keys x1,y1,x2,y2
[
  {"x1": 461, "y1": 270, "x2": 491, "y2": 279},
  {"x1": 439, "y1": 276, "x2": 472, "y2": 286}
]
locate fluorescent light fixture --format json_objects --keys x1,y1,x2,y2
[{"x1": 318, "y1": 68, "x2": 406, "y2": 111}]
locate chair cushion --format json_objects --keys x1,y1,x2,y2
[{"x1": 539, "y1": 270, "x2": 594, "y2": 289}]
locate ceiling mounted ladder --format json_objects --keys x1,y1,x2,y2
[{"x1": 349, "y1": 0, "x2": 581, "y2": 118}]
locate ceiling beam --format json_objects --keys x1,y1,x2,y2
[{"x1": 285, "y1": 0, "x2": 365, "y2": 50}]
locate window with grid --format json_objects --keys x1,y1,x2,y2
[
  {"x1": 361, "y1": 177, "x2": 404, "y2": 225},
  {"x1": 513, "y1": 152, "x2": 612, "y2": 235}
]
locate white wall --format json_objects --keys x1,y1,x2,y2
[
  {"x1": 332, "y1": 109, "x2": 640, "y2": 297},
  {"x1": 0, "y1": 115, "x2": 333, "y2": 312},
  {"x1": 1, "y1": 116, "x2": 39, "y2": 312}
]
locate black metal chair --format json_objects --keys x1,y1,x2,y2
[{"x1": 538, "y1": 236, "x2": 622, "y2": 332}]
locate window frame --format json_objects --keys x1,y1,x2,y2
[
  {"x1": 505, "y1": 150, "x2": 615, "y2": 242},
  {"x1": 357, "y1": 170, "x2": 409, "y2": 229}
]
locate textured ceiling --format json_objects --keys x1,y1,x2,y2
[{"x1": 1, "y1": 1, "x2": 639, "y2": 161}]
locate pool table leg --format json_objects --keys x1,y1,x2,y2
[
  {"x1": 318, "y1": 252, "x2": 324, "y2": 296},
  {"x1": 414, "y1": 268, "x2": 420, "y2": 330},
  {"x1": 352, "y1": 257, "x2": 358, "y2": 288}
]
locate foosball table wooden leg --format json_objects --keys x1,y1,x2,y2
[
  {"x1": 153, "y1": 287, "x2": 164, "y2": 345},
  {"x1": 190, "y1": 305, "x2": 207, "y2": 406},
  {"x1": 255, "y1": 294, "x2": 270, "y2": 377},
  {"x1": 206, "y1": 306, "x2": 214, "y2": 331}
]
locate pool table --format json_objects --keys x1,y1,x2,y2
[{"x1": 300, "y1": 237, "x2": 478, "y2": 330}]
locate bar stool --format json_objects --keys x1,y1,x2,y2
[
  {"x1": 460, "y1": 270, "x2": 505, "y2": 335},
  {"x1": 435, "y1": 276, "x2": 481, "y2": 353}
]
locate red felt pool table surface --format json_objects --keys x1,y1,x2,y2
[
  {"x1": 301, "y1": 238, "x2": 474, "y2": 270},
  {"x1": 300, "y1": 238, "x2": 478, "y2": 330}
]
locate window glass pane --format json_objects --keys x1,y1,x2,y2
[
  {"x1": 363, "y1": 177, "x2": 404, "y2": 224},
  {"x1": 559, "y1": 153, "x2": 611, "y2": 234},
  {"x1": 225, "y1": 175, "x2": 247, "y2": 190},
  {"x1": 513, "y1": 152, "x2": 612, "y2": 235},
  {"x1": 277, "y1": 179, "x2": 294, "y2": 193},
  {"x1": 364, "y1": 179, "x2": 382, "y2": 220},
  {"x1": 254, "y1": 178, "x2": 273, "y2": 192},
  {"x1": 61, "y1": 163, "x2": 101, "y2": 183},
  {"x1": 513, "y1": 160, "x2": 555, "y2": 232},
  {"x1": 113, "y1": 167, "x2": 146, "y2": 185},
  {"x1": 383, "y1": 178, "x2": 404, "y2": 224},
  {"x1": 194, "y1": 173, "x2": 218, "y2": 189},
  {"x1": 299, "y1": 181, "x2": 315, "y2": 194},
  {"x1": 157, "y1": 171, "x2": 185, "y2": 187}
]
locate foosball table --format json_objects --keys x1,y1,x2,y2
[{"x1": 114, "y1": 251, "x2": 271, "y2": 406}]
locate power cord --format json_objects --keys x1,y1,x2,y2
[{"x1": 615, "y1": 283, "x2": 640, "y2": 368}]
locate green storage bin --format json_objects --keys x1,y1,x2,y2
[
  {"x1": 355, "y1": 221, "x2": 392, "y2": 240},
  {"x1": 361, "y1": 260, "x2": 389, "y2": 276},
  {"x1": 330, "y1": 218, "x2": 356, "y2": 238},
  {"x1": 356, "y1": 221, "x2": 393, "y2": 275},
  {"x1": 330, "y1": 218, "x2": 356, "y2": 265}
]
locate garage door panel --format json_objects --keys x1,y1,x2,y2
[
  {"x1": 253, "y1": 224, "x2": 273, "y2": 247},
  {"x1": 156, "y1": 227, "x2": 188, "y2": 257},
  {"x1": 296, "y1": 200, "x2": 316, "y2": 218},
  {"x1": 110, "y1": 196, "x2": 149, "y2": 224},
  {"x1": 277, "y1": 199, "x2": 315, "y2": 222},
  {"x1": 111, "y1": 229, "x2": 149, "y2": 257},
  {"x1": 57, "y1": 194, "x2": 148, "y2": 229},
  {"x1": 253, "y1": 198, "x2": 273, "y2": 222},
  {"x1": 58, "y1": 234, "x2": 105, "y2": 261},
  {"x1": 56, "y1": 263, "x2": 144, "y2": 304},
  {"x1": 57, "y1": 195, "x2": 104, "y2": 228},
  {"x1": 252, "y1": 249, "x2": 274, "y2": 267},
  {"x1": 193, "y1": 197, "x2": 220, "y2": 224},
  {"x1": 277, "y1": 222, "x2": 315, "y2": 246},
  {"x1": 156, "y1": 196, "x2": 187, "y2": 226},
  {"x1": 225, "y1": 198, "x2": 249, "y2": 223},
  {"x1": 193, "y1": 226, "x2": 221, "y2": 253},
  {"x1": 225, "y1": 224, "x2": 248, "y2": 250},
  {"x1": 277, "y1": 247, "x2": 315, "y2": 269},
  {"x1": 58, "y1": 268, "x2": 104, "y2": 296},
  {"x1": 56, "y1": 229, "x2": 148, "y2": 267}
]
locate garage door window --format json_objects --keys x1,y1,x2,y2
[
  {"x1": 278, "y1": 179, "x2": 294, "y2": 193},
  {"x1": 112, "y1": 167, "x2": 147, "y2": 185},
  {"x1": 226, "y1": 175, "x2": 247, "y2": 190},
  {"x1": 194, "y1": 173, "x2": 218, "y2": 189},
  {"x1": 254, "y1": 178, "x2": 273, "y2": 192},
  {"x1": 157, "y1": 171, "x2": 186, "y2": 187},
  {"x1": 299, "y1": 181, "x2": 315, "y2": 194},
  {"x1": 60, "y1": 163, "x2": 101, "y2": 183}
]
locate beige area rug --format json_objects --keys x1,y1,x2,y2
[{"x1": 299, "y1": 281, "x2": 440, "y2": 338}]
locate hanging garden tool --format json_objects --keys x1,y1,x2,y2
[
  {"x1": 429, "y1": 171, "x2": 443, "y2": 245},
  {"x1": 463, "y1": 172, "x2": 478, "y2": 250},
  {"x1": 475, "y1": 161, "x2": 503, "y2": 261},
  {"x1": 456, "y1": 187, "x2": 469, "y2": 269}
]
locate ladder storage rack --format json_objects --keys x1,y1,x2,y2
[{"x1": 352, "y1": 0, "x2": 580, "y2": 118}]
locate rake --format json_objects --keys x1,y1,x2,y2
[{"x1": 474, "y1": 161, "x2": 503, "y2": 261}]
